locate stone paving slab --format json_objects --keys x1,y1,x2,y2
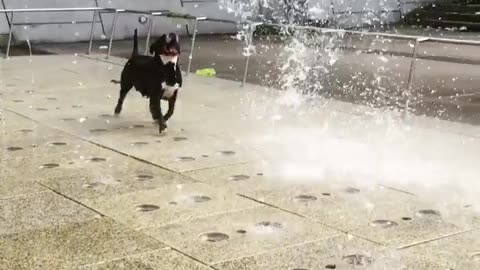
[
  {"x1": 141, "y1": 206, "x2": 341, "y2": 265},
  {"x1": 0, "y1": 191, "x2": 97, "y2": 236},
  {"x1": 214, "y1": 234, "x2": 444, "y2": 270},
  {"x1": 0, "y1": 217, "x2": 166, "y2": 270},
  {"x1": 399, "y1": 229, "x2": 480, "y2": 270},
  {"x1": 78, "y1": 248, "x2": 212, "y2": 270},
  {"x1": 87, "y1": 182, "x2": 260, "y2": 230}
]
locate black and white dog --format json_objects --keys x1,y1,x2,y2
[{"x1": 112, "y1": 29, "x2": 182, "y2": 133}]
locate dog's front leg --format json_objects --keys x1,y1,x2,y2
[
  {"x1": 164, "y1": 91, "x2": 177, "y2": 121},
  {"x1": 150, "y1": 92, "x2": 167, "y2": 133}
]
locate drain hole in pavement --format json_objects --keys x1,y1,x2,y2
[
  {"x1": 191, "y1": 195, "x2": 211, "y2": 203},
  {"x1": 228, "y1": 175, "x2": 250, "y2": 181},
  {"x1": 83, "y1": 182, "x2": 103, "y2": 189},
  {"x1": 255, "y1": 221, "x2": 283, "y2": 229},
  {"x1": 175, "y1": 156, "x2": 195, "y2": 162},
  {"x1": 135, "y1": 174, "x2": 154, "y2": 181},
  {"x1": 88, "y1": 157, "x2": 106, "y2": 162},
  {"x1": 236, "y1": 229, "x2": 247, "y2": 234},
  {"x1": 6, "y1": 146, "x2": 23, "y2": 151},
  {"x1": 36, "y1": 108, "x2": 48, "y2": 111},
  {"x1": 199, "y1": 232, "x2": 229, "y2": 242},
  {"x1": 342, "y1": 254, "x2": 373, "y2": 266},
  {"x1": 40, "y1": 163, "x2": 59, "y2": 169},
  {"x1": 17, "y1": 129, "x2": 34, "y2": 133},
  {"x1": 217, "y1": 150, "x2": 235, "y2": 156},
  {"x1": 416, "y1": 209, "x2": 441, "y2": 217},
  {"x1": 90, "y1": 129, "x2": 108, "y2": 133},
  {"x1": 46, "y1": 97, "x2": 57, "y2": 101},
  {"x1": 294, "y1": 195, "x2": 317, "y2": 202},
  {"x1": 325, "y1": 265, "x2": 337, "y2": 269},
  {"x1": 173, "y1": 137, "x2": 187, "y2": 141},
  {"x1": 322, "y1": 193, "x2": 331, "y2": 196},
  {"x1": 345, "y1": 187, "x2": 360, "y2": 193},
  {"x1": 130, "y1": 124, "x2": 145, "y2": 129},
  {"x1": 136, "y1": 204, "x2": 160, "y2": 212},
  {"x1": 50, "y1": 142, "x2": 67, "y2": 146},
  {"x1": 131, "y1": 141, "x2": 149, "y2": 146},
  {"x1": 12, "y1": 99, "x2": 24, "y2": 103},
  {"x1": 61, "y1": 118, "x2": 75, "y2": 121},
  {"x1": 402, "y1": 217, "x2": 412, "y2": 221},
  {"x1": 368, "y1": 220, "x2": 398, "y2": 228}
]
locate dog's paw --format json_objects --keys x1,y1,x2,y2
[{"x1": 159, "y1": 122, "x2": 168, "y2": 133}]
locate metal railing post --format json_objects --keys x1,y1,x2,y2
[
  {"x1": 87, "y1": 10, "x2": 97, "y2": 54},
  {"x1": 186, "y1": 18, "x2": 199, "y2": 77},
  {"x1": 5, "y1": 11, "x2": 14, "y2": 59},
  {"x1": 144, "y1": 15, "x2": 154, "y2": 55},
  {"x1": 242, "y1": 23, "x2": 256, "y2": 87},
  {"x1": 107, "y1": 9, "x2": 119, "y2": 59},
  {"x1": 404, "y1": 38, "x2": 423, "y2": 116}
]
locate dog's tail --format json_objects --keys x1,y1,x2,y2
[
  {"x1": 131, "y1": 29, "x2": 138, "y2": 57},
  {"x1": 111, "y1": 79, "x2": 121, "y2": 84}
]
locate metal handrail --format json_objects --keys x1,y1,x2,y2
[{"x1": 241, "y1": 22, "x2": 480, "y2": 116}]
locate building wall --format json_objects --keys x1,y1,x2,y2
[{"x1": 0, "y1": 0, "x2": 436, "y2": 43}]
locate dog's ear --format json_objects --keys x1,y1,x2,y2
[{"x1": 150, "y1": 34, "x2": 166, "y2": 55}]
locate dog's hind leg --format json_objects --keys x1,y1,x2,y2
[
  {"x1": 164, "y1": 91, "x2": 177, "y2": 121},
  {"x1": 114, "y1": 83, "x2": 132, "y2": 115},
  {"x1": 149, "y1": 93, "x2": 167, "y2": 133}
]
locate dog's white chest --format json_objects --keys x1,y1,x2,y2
[{"x1": 161, "y1": 82, "x2": 179, "y2": 99}]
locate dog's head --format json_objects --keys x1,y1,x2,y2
[{"x1": 150, "y1": 33, "x2": 180, "y2": 87}]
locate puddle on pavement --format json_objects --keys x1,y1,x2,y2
[
  {"x1": 136, "y1": 204, "x2": 160, "y2": 212},
  {"x1": 342, "y1": 254, "x2": 373, "y2": 266},
  {"x1": 229, "y1": 175, "x2": 250, "y2": 181},
  {"x1": 368, "y1": 219, "x2": 398, "y2": 228},
  {"x1": 199, "y1": 232, "x2": 229, "y2": 242},
  {"x1": 293, "y1": 195, "x2": 317, "y2": 203}
]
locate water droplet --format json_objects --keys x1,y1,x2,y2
[
  {"x1": 191, "y1": 195, "x2": 211, "y2": 203},
  {"x1": 294, "y1": 195, "x2": 317, "y2": 202},
  {"x1": 136, "y1": 204, "x2": 160, "y2": 212},
  {"x1": 199, "y1": 232, "x2": 229, "y2": 242},
  {"x1": 368, "y1": 220, "x2": 398, "y2": 228},
  {"x1": 342, "y1": 254, "x2": 373, "y2": 266},
  {"x1": 6, "y1": 146, "x2": 23, "y2": 151},
  {"x1": 229, "y1": 175, "x2": 250, "y2": 181},
  {"x1": 40, "y1": 163, "x2": 59, "y2": 169}
]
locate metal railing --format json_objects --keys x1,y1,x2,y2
[
  {"x1": 241, "y1": 22, "x2": 480, "y2": 114},
  {"x1": 0, "y1": 7, "x2": 238, "y2": 79}
]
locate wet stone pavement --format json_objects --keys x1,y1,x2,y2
[{"x1": 1, "y1": 54, "x2": 480, "y2": 269}]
